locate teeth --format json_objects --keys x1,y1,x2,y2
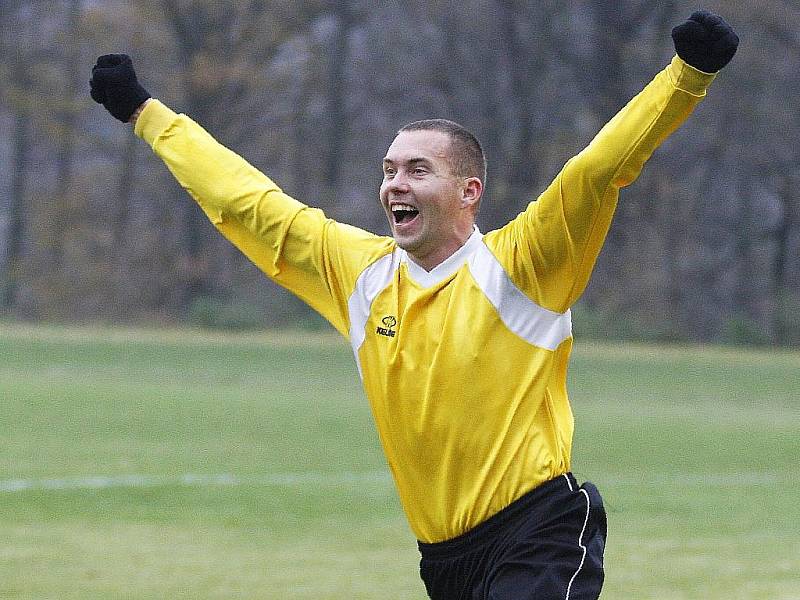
[{"x1": 391, "y1": 204, "x2": 417, "y2": 212}]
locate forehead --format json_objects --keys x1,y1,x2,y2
[{"x1": 383, "y1": 130, "x2": 452, "y2": 164}]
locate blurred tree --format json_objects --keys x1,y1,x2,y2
[
  {"x1": 496, "y1": 0, "x2": 557, "y2": 198},
  {"x1": 324, "y1": 1, "x2": 358, "y2": 193},
  {"x1": 51, "y1": 0, "x2": 85, "y2": 270},
  {"x1": 0, "y1": 1, "x2": 37, "y2": 311},
  {"x1": 0, "y1": 0, "x2": 798, "y2": 345},
  {"x1": 157, "y1": 0, "x2": 325, "y2": 313}
]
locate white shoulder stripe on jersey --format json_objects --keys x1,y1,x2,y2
[
  {"x1": 347, "y1": 238, "x2": 571, "y2": 373},
  {"x1": 468, "y1": 242, "x2": 572, "y2": 351},
  {"x1": 347, "y1": 251, "x2": 401, "y2": 378}
]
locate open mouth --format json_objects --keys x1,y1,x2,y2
[{"x1": 391, "y1": 204, "x2": 419, "y2": 225}]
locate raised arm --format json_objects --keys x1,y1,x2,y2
[
  {"x1": 89, "y1": 55, "x2": 392, "y2": 337},
  {"x1": 485, "y1": 11, "x2": 738, "y2": 315}
]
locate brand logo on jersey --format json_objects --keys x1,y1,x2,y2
[{"x1": 376, "y1": 315, "x2": 397, "y2": 338}]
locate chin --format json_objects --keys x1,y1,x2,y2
[
  {"x1": 393, "y1": 235, "x2": 411, "y2": 249},
  {"x1": 392, "y1": 233, "x2": 418, "y2": 252}
]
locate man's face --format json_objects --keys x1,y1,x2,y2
[{"x1": 379, "y1": 130, "x2": 471, "y2": 269}]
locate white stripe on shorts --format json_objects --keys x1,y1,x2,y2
[{"x1": 564, "y1": 476, "x2": 591, "y2": 600}]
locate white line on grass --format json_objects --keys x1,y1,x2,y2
[
  {"x1": 0, "y1": 471, "x2": 791, "y2": 494},
  {"x1": 600, "y1": 472, "x2": 787, "y2": 487},
  {"x1": 0, "y1": 471, "x2": 392, "y2": 493}
]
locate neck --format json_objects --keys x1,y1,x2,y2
[{"x1": 406, "y1": 227, "x2": 477, "y2": 272}]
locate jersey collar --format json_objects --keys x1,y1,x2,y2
[{"x1": 401, "y1": 227, "x2": 483, "y2": 288}]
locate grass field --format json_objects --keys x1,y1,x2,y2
[{"x1": 0, "y1": 322, "x2": 798, "y2": 599}]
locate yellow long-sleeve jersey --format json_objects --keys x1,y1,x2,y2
[{"x1": 135, "y1": 56, "x2": 715, "y2": 543}]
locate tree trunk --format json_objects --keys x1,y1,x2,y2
[
  {"x1": 324, "y1": 3, "x2": 355, "y2": 192},
  {"x1": 51, "y1": 0, "x2": 84, "y2": 269},
  {"x1": 499, "y1": 1, "x2": 536, "y2": 194},
  {"x1": 2, "y1": 104, "x2": 31, "y2": 310}
]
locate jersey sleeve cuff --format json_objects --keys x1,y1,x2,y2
[
  {"x1": 134, "y1": 99, "x2": 179, "y2": 147},
  {"x1": 667, "y1": 55, "x2": 717, "y2": 97}
]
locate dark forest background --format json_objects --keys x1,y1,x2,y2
[{"x1": 2, "y1": 0, "x2": 799, "y2": 346}]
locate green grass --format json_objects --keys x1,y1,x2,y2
[{"x1": 0, "y1": 323, "x2": 798, "y2": 598}]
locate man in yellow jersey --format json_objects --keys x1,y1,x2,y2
[{"x1": 91, "y1": 10, "x2": 737, "y2": 599}]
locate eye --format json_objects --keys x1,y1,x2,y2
[
  {"x1": 413, "y1": 166, "x2": 428, "y2": 175},
  {"x1": 383, "y1": 167, "x2": 396, "y2": 178}
]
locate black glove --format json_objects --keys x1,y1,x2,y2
[
  {"x1": 671, "y1": 11, "x2": 738, "y2": 73},
  {"x1": 90, "y1": 54, "x2": 151, "y2": 122}
]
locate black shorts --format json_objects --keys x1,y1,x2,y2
[{"x1": 417, "y1": 473, "x2": 607, "y2": 600}]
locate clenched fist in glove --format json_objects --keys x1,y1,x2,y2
[
  {"x1": 90, "y1": 54, "x2": 151, "y2": 122},
  {"x1": 671, "y1": 11, "x2": 739, "y2": 73}
]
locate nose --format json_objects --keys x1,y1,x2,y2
[{"x1": 384, "y1": 172, "x2": 410, "y2": 195}]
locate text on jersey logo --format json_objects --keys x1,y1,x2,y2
[{"x1": 376, "y1": 316, "x2": 397, "y2": 337}]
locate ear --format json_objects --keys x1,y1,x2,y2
[{"x1": 461, "y1": 177, "x2": 483, "y2": 211}]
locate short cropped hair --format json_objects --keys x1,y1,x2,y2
[{"x1": 398, "y1": 119, "x2": 487, "y2": 185}]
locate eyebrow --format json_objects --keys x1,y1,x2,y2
[{"x1": 382, "y1": 157, "x2": 433, "y2": 167}]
